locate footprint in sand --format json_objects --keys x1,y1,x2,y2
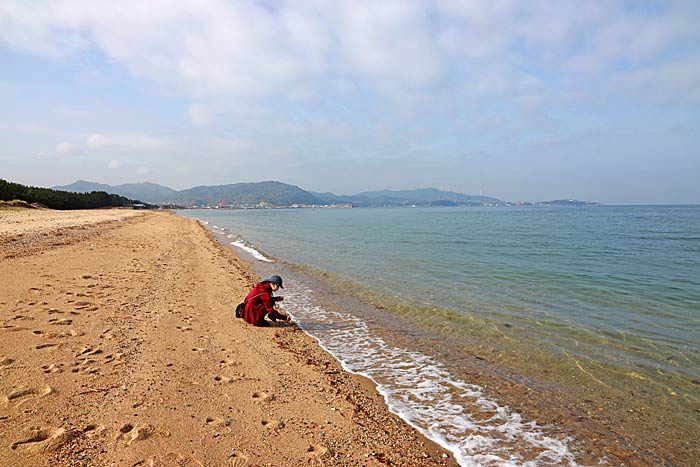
[
  {"x1": 4, "y1": 388, "x2": 36, "y2": 402},
  {"x1": 229, "y1": 451, "x2": 249, "y2": 467},
  {"x1": 0, "y1": 356, "x2": 14, "y2": 367},
  {"x1": 191, "y1": 347, "x2": 205, "y2": 352},
  {"x1": 11, "y1": 315, "x2": 34, "y2": 321},
  {"x1": 176, "y1": 326, "x2": 193, "y2": 331},
  {"x1": 42, "y1": 363, "x2": 63, "y2": 374},
  {"x1": 103, "y1": 353, "x2": 123, "y2": 364},
  {"x1": 35, "y1": 343, "x2": 59, "y2": 350},
  {"x1": 44, "y1": 329, "x2": 79, "y2": 338},
  {"x1": 48, "y1": 318, "x2": 72, "y2": 326},
  {"x1": 74, "y1": 302, "x2": 99, "y2": 311},
  {"x1": 163, "y1": 452, "x2": 206, "y2": 467},
  {"x1": 308, "y1": 444, "x2": 331, "y2": 465},
  {"x1": 131, "y1": 459, "x2": 156, "y2": 467},
  {"x1": 76, "y1": 347, "x2": 103, "y2": 357},
  {"x1": 71, "y1": 358, "x2": 100, "y2": 375},
  {"x1": 117, "y1": 423, "x2": 154, "y2": 445},
  {"x1": 205, "y1": 416, "x2": 231, "y2": 429},
  {"x1": 213, "y1": 375, "x2": 235, "y2": 384},
  {"x1": 2, "y1": 386, "x2": 55, "y2": 405},
  {"x1": 261, "y1": 418, "x2": 284, "y2": 430},
  {"x1": 251, "y1": 391, "x2": 272, "y2": 403},
  {"x1": 11, "y1": 426, "x2": 74, "y2": 452},
  {"x1": 219, "y1": 359, "x2": 238, "y2": 368}
]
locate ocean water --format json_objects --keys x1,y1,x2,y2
[{"x1": 178, "y1": 206, "x2": 700, "y2": 466}]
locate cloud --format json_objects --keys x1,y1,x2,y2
[
  {"x1": 187, "y1": 104, "x2": 212, "y2": 127},
  {"x1": 55, "y1": 141, "x2": 79, "y2": 155},
  {"x1": 86, "y1": 133, "x2": 166, "y2": 151},
  {"x1": 571, "y1": 2, "x2": 700, "y2": 72},
  {"x1": 2, "y1": 0, "x2": 699, "y2": 203},
  {"x1": 175, "y1": 164, "x2": 192, "y2": 173},
  {"x1": 614, "y1": 54, "x2": 700, "y2": 104},
  {"x1": 1, "y1": 0, "x2": 698, "y2": 111}
]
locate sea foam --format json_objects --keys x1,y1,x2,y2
[
  {"x1": 230, "y1": 240, "x2": 273, "y2": 262},
  {"x1": 194, "y1": 216, "x2": 594, "y2": 466},
  {"x1": 283, "y1": 278, "x2": 594, "y2": 467},
  {"x1": 196, "y1": 219, "x2": 274, "y2": 262}
]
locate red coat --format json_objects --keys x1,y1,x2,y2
[{"x1": 242, "y1": 282, "x2": 285, "y2": 326}]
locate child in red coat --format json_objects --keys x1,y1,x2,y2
[{"x1": 242, "y1": 275, "x2": 290, "y2": 327}]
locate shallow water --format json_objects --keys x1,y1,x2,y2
[{"x1": 180, "y1": 206, "x2": 700, "y2": 466}]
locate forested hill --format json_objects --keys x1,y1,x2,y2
[
  {"x1": 55, "y1": 180, "x2": 505, "y2": 207},
  {"x1": 312, "y1": 188, "x2": 502, "y2": 206},
  {"x1": 54, "y1": 180, "x2": 177, "y2": 203},
  {"x1": 173, "y1": 181, "x2": 325, "y2": 206},
  {"x1": 0, "y1": 179, "x2": 146, "y2": 210}
]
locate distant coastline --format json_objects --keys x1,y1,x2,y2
[{"x1": 50, "y1": 179, "x2": 599, "y2": 209}]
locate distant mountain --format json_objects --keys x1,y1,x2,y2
[
  {"x1": 112, "y1": 182, "x2": 178, "y2": 203},
  {"x1": 53, "y1": 181, "x2": 177, "y2": 203},
  {"x1": 53, "y1": 180, "x2": 113, "y2": 193},
  {"x1": 312, "y1": 188, "x2": 502, "y2": 206},
  {"x1": 171, "y1": 181, "x2": 325, "y2": 206},
  {"x1": 543, "y1": 199, "x2": 599, "y2": 206},
  {"x1": 523, "y1": 199, "x2": 600, "y2": 206},
  {"x1": 361, "y1": 188, "x2": 500, "y2": 203},
  {"x1": 54, "y1": 180, "x2": 508, "y2": 207},
  {"x1": 311, "y1": 192, "x2": 370, "y2": 204}
]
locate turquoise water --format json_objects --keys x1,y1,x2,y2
[{"x1": 179, "y1": 206, "x2": 700, "y2": 466}]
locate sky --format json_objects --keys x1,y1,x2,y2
[{"x1": 1, "y1": 0, "x2": 699, "y2": 204}]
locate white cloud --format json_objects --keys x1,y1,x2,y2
[
  {"x1": 86, "y1": 133, "x2": 166, "y2": 150},
  {"x1": 187, "y1": 104, "x2": 212, "y2": 127},
  {"x1": 55, "y1": 141, "x2": 78, "y2": 155},
  {"x1": 326, "y1": 1, "x2": 442, "y2": 84},
  {"x1": 107, "y1": 159, "x2": 121, "y2": 169},
  {"x1": 615, "y1": 54, "x2": 700, "y2": 104},
  {"x1": 1, "y1": 0, "x2": 698, "y2": 110}
]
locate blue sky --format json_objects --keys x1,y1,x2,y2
[{"x1": 1, "y1": 0, "x2": 699, "y2": 203}]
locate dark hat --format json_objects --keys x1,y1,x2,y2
[{"x1": 266, "y1": 275, "x2": 284, "y2": 288}]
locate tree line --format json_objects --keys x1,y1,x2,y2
[{"x1": 0, "y1": 179, "x2": 150, "y2": 210}]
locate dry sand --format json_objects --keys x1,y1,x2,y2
[{"x1": 0, "y1": 209, "x2": 457, "y2": 467}]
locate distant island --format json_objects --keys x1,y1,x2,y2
[
  {"x1": 50, "y1": 180, "x2": 599, "y2": 209},
  {"x1": 510, "y1": 199, "x2": 600, "y2": 207}
]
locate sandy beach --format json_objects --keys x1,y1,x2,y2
[{"x1": 0, "y1": 209, "x2": 457, "y2": 467}]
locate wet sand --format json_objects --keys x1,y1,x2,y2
[{"x1": 0, "y1": 209, "x2": 456, "y2": 467}]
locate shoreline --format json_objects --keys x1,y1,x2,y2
[
  {"x1": 194, "y1": 213, "x2": 699, "y2": 467},
  {"x1": 0, "y1": 209, "x2": 456, "y2": 467}
]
